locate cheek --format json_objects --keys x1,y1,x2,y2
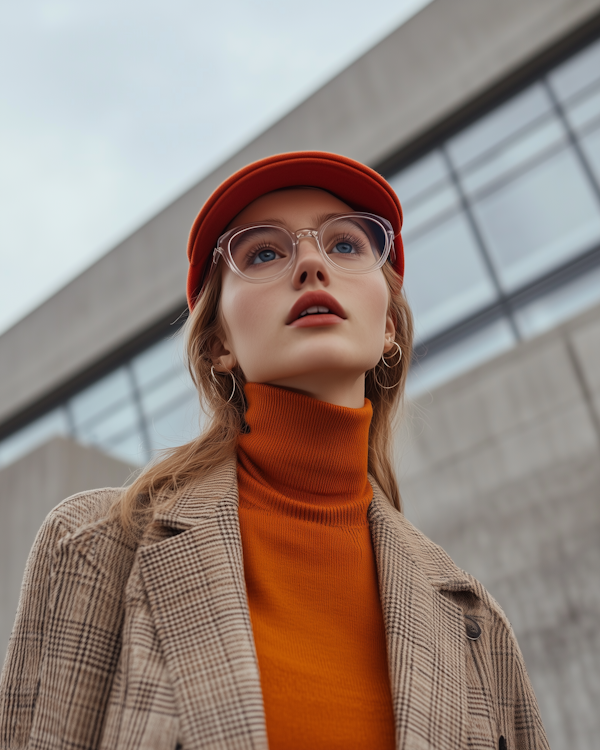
[
  {"x1": 355, "y1": 275, "x2": 390, "y2": 334},
  {"x1": 223, "y1": 290, "x2": 255, "y2": 337},
  {"x1": 219, "y1": 278, "x2": 278, "y2": 352}
]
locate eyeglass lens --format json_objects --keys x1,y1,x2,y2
[{"x1": 228, "y1": 216, "x2": 387, "y2": 279}]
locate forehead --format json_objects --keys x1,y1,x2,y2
[{"x1": 229, "y1": 187, "x2": 354, "y2": 228}]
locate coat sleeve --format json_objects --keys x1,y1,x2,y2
[
  {"x1": 0, "y1": 508, "x2": 69, "y2": 749},
  {"x1": 0, "y1": 488, "x2": 131, "y2": 750}
]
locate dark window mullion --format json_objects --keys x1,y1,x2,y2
[
  {"x1": 73, "y1": 392, "x2": 136, "y2": 435},
  {"x1": 403, "y1": 203, "x2": 464, "y2": 244},
  {"x1": 63, "y1": 401, "x2": 77, "y2": 440},
  {"x1": 400, "y1": 174, "x2": 452, "y2": 212},
  {"x1": 455, "y1": 106, "x2": 556, "y2": 177},
  {"x1": 466, "y1": 137, "x2": 569, "y2": 204},
  {"x1": 543, "y1": 77, "x2": 600, "y2": 207},
  {"x1": 416, "y1": 238, "x2": 600, "y2": 357},
  {"x1": 440, "y1": 146, "x2": 521, "y2": 341},
  {"x1": 126, "y1": 363, "x2": 152, "y2": 462},
  {"x1": 556, "y1": 73, "x2": 600, "y2": 113}
]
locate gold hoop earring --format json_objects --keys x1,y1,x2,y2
[
  {"x1": 372, "y1": 367, "x2": 401, "y2": 390},
  {"x1": 210, "y1": 365, "x2": 236, "y2": 403},
  {"x1": 381, "y1": 341, "x2": 402, "y2": 368}
]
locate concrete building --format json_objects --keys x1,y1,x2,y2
[{"x1": 2, "y1": 0, "x2": 600, "y2": 746}]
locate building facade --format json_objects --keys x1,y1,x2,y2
[{"x1": 1, "y1": 1, "x2": 600, "y2": 747}]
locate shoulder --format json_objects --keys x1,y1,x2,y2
[
  {"x1": 0, "y1": 488, "x2": 136, "y2": 749},
  {"x1": 34, "y1": 486, "x2": 128, "y2": 556},
  {"x1": 25, "y1": 486, "x2": 133, "y2": 594},
  {"x1": 45, "y1": 485, "x2": 125, "y2": 534},
  {"x1": 400, "y1": 512, "x2": 514, "y2": 626},
  {"x1": 370, "y1": 492, "x2": 514, "y2": 631},
  {"x1": 407, "y1": 510, "x2": 513, "y2": 624}
]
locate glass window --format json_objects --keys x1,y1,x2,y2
[
  {"x1": 105, "y1": 431, "x2": 148, "y2": 467},
  {"x1": 515, "y1": 265, "x2": 600, "y2": 338},
  {"x1": 404, "y1": 213, "x2": 498, "y2": 342},
  {"x1": 458, "y1": 118, "x2": 566, "y2": 196},
  {"x1": 402, "y1": 182, "x2": 461, "y2": 238},
  {"x1": 471, "y1": 148, "x2": 600, "y2": 290},
  {"x1": 548, "y1": 37, "x2": 600, "y2": 102},
  {"x1": 148, "y1": 394, "x2": 201, "y2": 452},
  {"x1": 388, "y1": 150, "x2": 449, "y2": 206},
  {"x1": 70, "y1": 367, "x2": 134, "y2": 428},
  {"x1": 447, "y1": 84, "x2": 553, "y2": 170},
  {"x1": 393, "y1": 35, "x2": 600, "y2": 394},
  {"x1": 0, "y1": 408, "x2": 70, "y2": 469},
  {"x1": 132, "y1": 335, "x2": 184, "y2": 390},
  {"x1": 390, "y1": 151, "x2": 459, "y2": 241},
  {"x1": 0, "y1": 333, "x2": 198, "y2": 471},
  {"x1": 139, "y1": 370, "x2": 196, "y2": 417},
  {"x1": 563, "y1": 85, "x2": 600, "y2": 134},
  {"x1": 406, "y1": 317, "x2": 516, "y2": 398},
  {"x1": 75, "y1": 401, "x2": 141, "y2": 446}
]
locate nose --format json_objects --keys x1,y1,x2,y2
[{"x1": 291, "y1": 235, "x2": 331, "y2": 289}]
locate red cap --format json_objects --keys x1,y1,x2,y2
[{"x1": 186, "y1": 150, "x2": 404, "y2": 308}]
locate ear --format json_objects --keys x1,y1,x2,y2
[
  {"x1": 208, "y1": 335, "x2": 237, "y2": 372},
  {"x1": 383, "y1": 312, "x2": 396, "y2": 354}
]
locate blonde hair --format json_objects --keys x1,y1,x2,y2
[{"x1": 113, "y1": 260, "x2": 413, "y2": 536}]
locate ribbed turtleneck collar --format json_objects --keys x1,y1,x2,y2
[{"x1": 237, "y1": 382, "x2": 373, "y2": 525}]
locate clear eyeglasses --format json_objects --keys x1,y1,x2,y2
[{"x1": 211, "y1": 212, "x2": 396, "y2": 283}]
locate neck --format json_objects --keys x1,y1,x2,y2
[
  {"x1": 238, "y1": 382, "x2": 373, "y2": 508},
  {"x1": 267, "y1": 371, "x2": 366, "y2": 408}
]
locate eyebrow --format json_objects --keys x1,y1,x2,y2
[{"x1": 256, "y1": 212, "x2": 349, "y2": 230}]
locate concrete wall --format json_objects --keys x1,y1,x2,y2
[
  {"x1": 398, "y1": 301, "x2": 600, "y2": 750},
  {"x1": 2, "y1": 0, "x2": 600, "y2": 429},
  {"x1": 0, "y1": 437, "x2": 132, "y2": 664}
]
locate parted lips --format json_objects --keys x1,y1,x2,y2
[{"x1": 186, "y1": 151, "x2": 404, "y2": 308}]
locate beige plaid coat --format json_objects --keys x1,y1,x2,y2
[{"x1": 0, "y1": 459, "x2": 549, "y2": 750}]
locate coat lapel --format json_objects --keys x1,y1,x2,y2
[
  {"x1": 136, "y1": 461, "x2": 469, "y2": 750},
  {"x1": 369, "y1": 485, "x2": 469, "y2": 750},
  {"x1": 137, "y1": 460, "x2": 268, "y2": 750}
]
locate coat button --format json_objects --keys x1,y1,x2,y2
[{"x1": 465, "y1": 615, "x2": 482, "y2": 640}]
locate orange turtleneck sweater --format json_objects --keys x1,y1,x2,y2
[{"x1": 237, "y1": 383, "x2": 396, "y2": 750}]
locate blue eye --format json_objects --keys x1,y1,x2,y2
[
  {"x1": 334, "y1": 241, "x2": 354, "y2": 254},
  {"x1": 252, "y1": 248, "x2": 278, "y2": 264}
]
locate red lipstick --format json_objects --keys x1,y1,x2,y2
[{"x1": 286, "y1": 291, "x2": 347, "y2": 327}]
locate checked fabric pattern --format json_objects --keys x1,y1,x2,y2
[{"x1": 0, "y1": 459, "x2": 549, "y2": 749}]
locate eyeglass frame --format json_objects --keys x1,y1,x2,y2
[{"x1": 209, "y1": 211, "x2": 397, "y2": 284}]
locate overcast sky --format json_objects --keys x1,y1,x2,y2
[{"x1": 0, "y1": 0, "x2": 431, "y2": 335}]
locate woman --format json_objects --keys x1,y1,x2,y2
[{"x1": 0, "y1": 152, "x2": 548, "y2": 750}]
